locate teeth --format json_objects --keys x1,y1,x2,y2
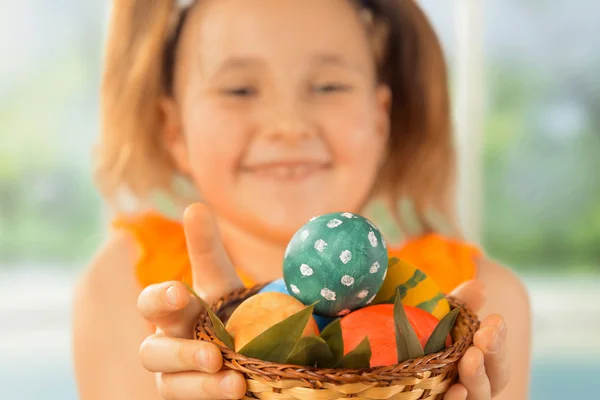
[
  {"x1": 274, "y1": 166, "x2": 291, "y2": 178},
  {"x1": 294, "y1": 164, "x2": 309, "y2": 176},
  {"x1": 249, "y1": 164, "x2": 323, "y2": 178}
]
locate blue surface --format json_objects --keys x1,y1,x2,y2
[{"x1": 1, "y1": 357, "x2": 599, "y2": 400}]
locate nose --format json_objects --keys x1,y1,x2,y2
[{"x1": 259, "y1": 102, "x2": 316, "y2": 145}]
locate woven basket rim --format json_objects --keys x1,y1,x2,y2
[{"x1": 195, "y1": 284, "x2": 480, "y2": 385}]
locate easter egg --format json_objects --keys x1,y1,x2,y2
[
  {"x1": 339, "y1": 304, "x2": 451, "y2": 367},
  {"x1": 283, "y1": 212, "x2": 388, "y2": 317},
  {"x1": 226, "y1": 292, "x2": 319, "y2": 351},
  {"x1": 373, "y1": 258, "x2": 450, "y2": 320},
  {"x1": 259, "y1": 279, "x2": 335, "y2": 331}
]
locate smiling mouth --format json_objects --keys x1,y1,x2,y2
[{"x1": 241, "y1": 162, "x2": 332, "y2": 180}]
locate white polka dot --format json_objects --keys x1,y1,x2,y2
[
  {"x1": 321, "y1": 288, "x2": 337, "y2": 301},
  {"x1": 382, "y1": 269, "x2": 388, "y2": 281},
  {"x1": 300, "y1": 264, "x2": 314, "y2": 276},
  {"x1": 338, "y1": 309, "x2": 351, "y2": 316},
  {"x1": 290, "y1": 284, "x2": 300, "y2": 294},
  {"x1": 314, "y1": 239, "x2": 328, "y2": 252},
  {"x1": 382, "y1": 236, "x2": 387, "y2": 249},
  {"x1": 367, "y1": 295, "x2": 376, "y2": 304},
  {"x1": 300, "y1": 229, "x2": 310, "y2": 241},
  {"x1": 309, "y1": 216, "x2": 319, "y2": 221},
  {"x1": 327, "y1": 219, "x2": 343, "y2": 228},
  {"x1": 370, "y1": 261, "x2": 380, "y2": 274},
  {"x1": 340, "y1": 250, "x2": 352, "y2": 264},
  {"x1": 357, "y1": 290, "x2": 369, "y2": 299},
  {"x1": 368, "y1": 231, "x2": 378, "y2": 247},
  {"x1": 341, "y1": 275, "x2": 355, "y2": 286},
  {"x1": 341, "y1": 213, "x2": 354, "y2": 218}
]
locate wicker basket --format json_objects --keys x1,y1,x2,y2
[{"x1": 195, "y1": 284, "x2": 480, "y2": 400}]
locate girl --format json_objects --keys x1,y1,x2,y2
[{"x1": 73, "y1": 0, "x2": 531, "y2": 399}]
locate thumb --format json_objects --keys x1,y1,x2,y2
[
  {"x1": 183, "y1": 203, "x2": 244, "y2": 304},
  {"x1": 449, "y1": 280, "x2": 487, "y2": 314}
]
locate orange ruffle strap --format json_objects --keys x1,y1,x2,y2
[
  {"x1": 390, "y1": 233, "x2": 482, "y2": 294},
  {"x1": 113, "y1": 212, "x2": 193, "y2": 288},
  {"x1": 113, "y1": 213, "x2": 479, "y2": 294},
  {"x1": 112, "y1": 211, "x2": 257, "y2": 289}
]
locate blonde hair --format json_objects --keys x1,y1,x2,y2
[{"x1": 96, "y1": 0, "x2": 456, "y2": 233}]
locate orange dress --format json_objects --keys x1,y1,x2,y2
[{"x1": 113, "y1": 211, "x2": 482, "y2": 294}]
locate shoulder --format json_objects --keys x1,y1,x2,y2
[
  {"x1": 477, "y1": 258, "x2": 532, "y2": 355},
  {"x1": 75, "y1": 230, "x2": 140, "y2": 299},
  {"x1": 73, "y1": 231, "x2": 142, "y2": 331},
  {"x1": 477, "y1": 258, "x2": 530, "y2": 312},
  {"x1": 72, "y1": 232, "x2": 158, "y2": 398}
]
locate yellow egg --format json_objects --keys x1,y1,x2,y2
[
  {"x1": 226, "y1": 292, "x2": 319, "y2": 351},
  {"x1": 373, "y1": 258, "x2": 450, "y2": 320}
]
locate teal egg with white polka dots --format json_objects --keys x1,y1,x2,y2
[{"x1": 283, "y1": 212, "x2": 389, "y2": 318}]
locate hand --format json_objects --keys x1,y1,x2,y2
[
  {"x1": 138, "y1": 203, "x2": 247, "y2": 399},
  {"x1": 444, "y1": 281, "x2": 510, "y2": 400}
]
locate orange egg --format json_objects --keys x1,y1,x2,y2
[
  {"x1": 339, "y1": 304, "x2": 451, "y2": 367},
  {"x1": 226, "y1": 292, "x2": 319, "y2": 351}
]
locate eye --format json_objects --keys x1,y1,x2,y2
[
  {"x1": 313, "y1": 83, "x2": 352, "y2": 94},
  {"x1": 222, "y1": 86, "x2": 257, "y2": 97}
]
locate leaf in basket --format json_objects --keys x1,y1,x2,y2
[
  {"x1": 335, "y1": 337, "x2": 371, "y2": 369},
  {"x1": 319, "y1": 318, "x2": 344, "y2": 363},
  {"x1": 184, "y1": 283, "x2": 234, "y2": 350},
  {"x1": 394, "y1": 288, "x2": 424, "y2": 362},
  {"x1": 238, "y1": 303, "x2": 316, "y2": 364},
  {"x1": 424, "y1": 306, "x2": 461, "y2": 355},
  {"x1": 286, "y1": 336, "x2": 335, "y2": 368}
]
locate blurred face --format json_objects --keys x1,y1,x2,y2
[{"x1": 165, "y1": 0, "x2": 390, "y2": 243}]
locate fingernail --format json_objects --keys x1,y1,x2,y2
[
  {"x1": 164, "y1": 285, "x2": 178, "y2": 307},
  {"x1": 497, "y1": 319, "x2": 506, "y2": 335},
  {"x1": 195, "y1": 349, "x2": 212, "y2": 371},
  {"x1": 487, "y1": 331, "x2": 502, "y2": 353},
  {"x1": 219, "y1": 372, "x2": 238, "y2": 394},
  {"x1": 487, "y1": 330, "x2": 501, "y2": 353}
]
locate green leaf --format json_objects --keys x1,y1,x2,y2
[
  {"x1": 394, "y1": 288, "x2": 424, "y2": 362},
  {"x1": 424, "y1": 306, "x2": 462, "y2": 355},
  {"x1": 335, "y1": 337, "x2": 372, "y2": 369},
  {"x1": 319, "y1": 318, "x2": 344, "y2": 363},
  {"x1": 286, "y1": 336, "x2": 335, "y2": 368},
  {"x1": 238, "y1": 303, "x2": 316, "y2": 363},
  {"x1": 184, "y1": 283, "x2": 234, "y2": 350}
]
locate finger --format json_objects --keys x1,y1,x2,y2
[
  {"x1": 473, "y1": 315, "x2": 509, "y2": 397},
  {"x1": 184, "y1": 203, "x2": 244, "y2": 304},
  {"x1": 444, "y1": 383, "x2": 468, "y2": 400},
  {"x1": 458, "y1": 347, "x2": 491, "y2": 400},
  {"x1": 140, "y1": 335, "x2": 222, "y2": 374},
  {"x1": 138, "y1": 281, "x2": 202, "y2": 338},
  {"x1": 158, "y1": 370, "x2": 246, "y2": 400},
  {"x1": 450, "y1": 280, "x2": 487, "y2": 314}
]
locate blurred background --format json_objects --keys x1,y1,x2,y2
[{"x1": 1, "y1": 1, "x2": 599, "y2": 399}]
